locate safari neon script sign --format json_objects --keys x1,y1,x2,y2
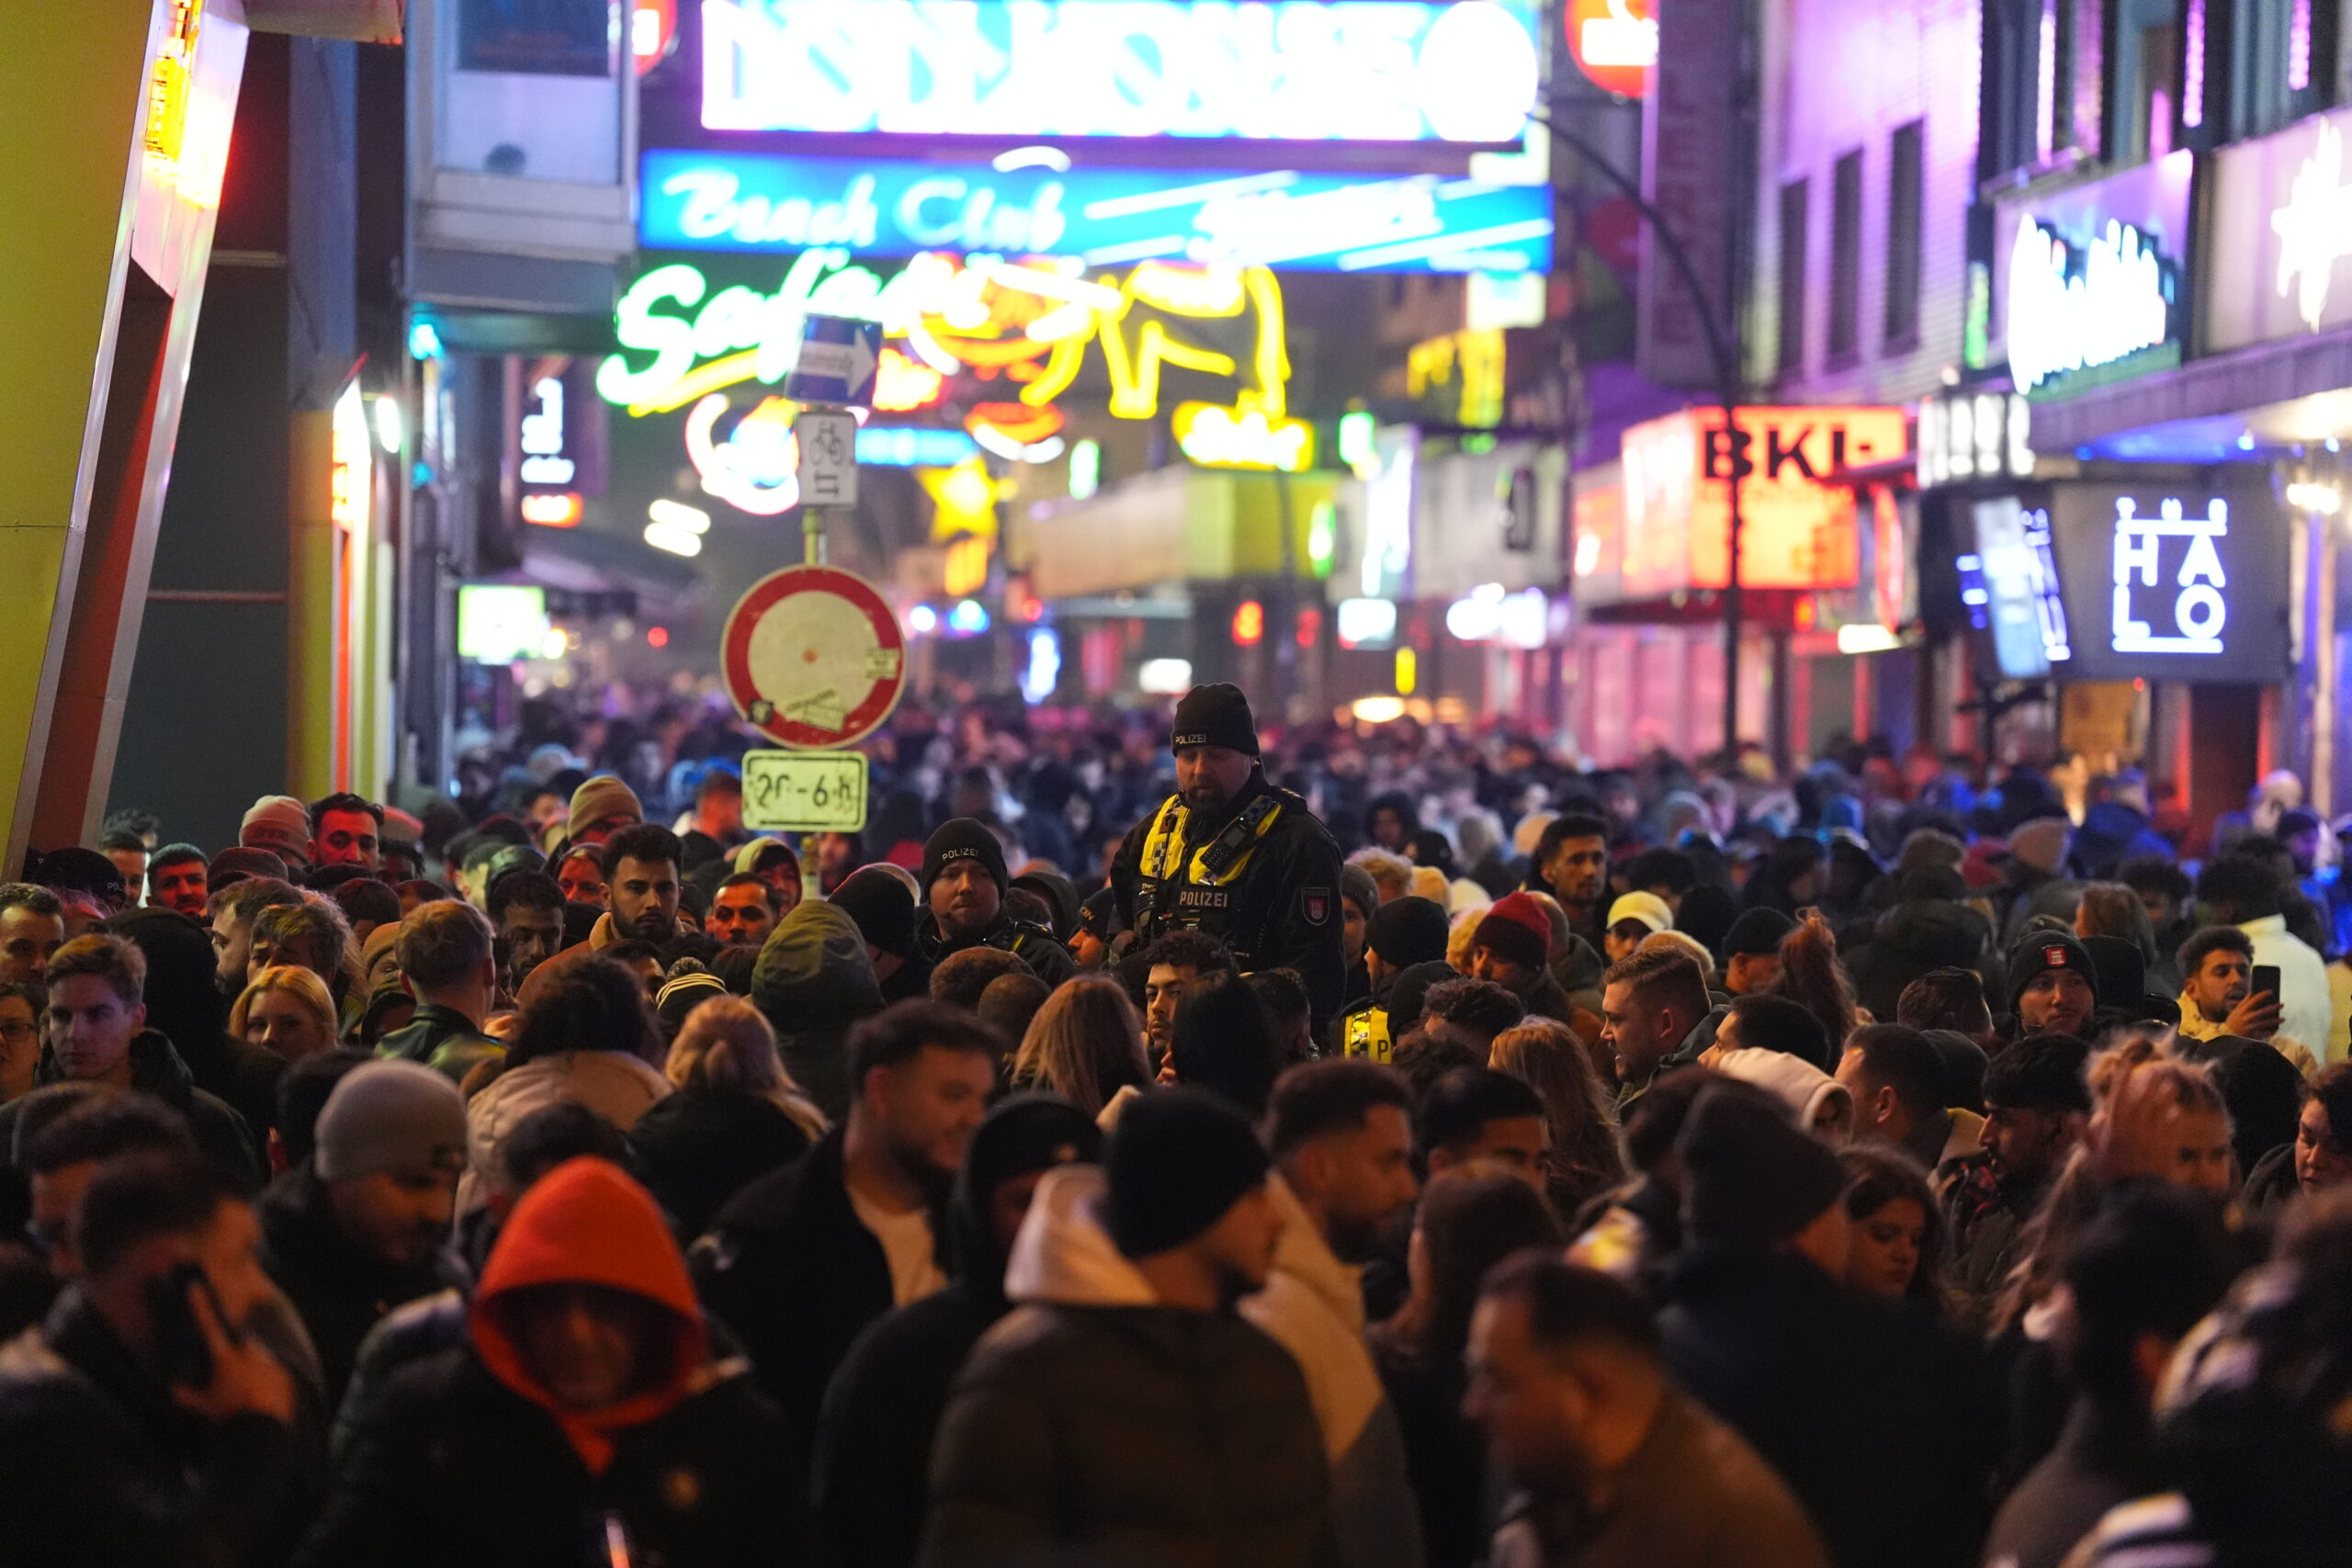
[
  {"x1": 2007, "y1": 215, "x2": 2177, "y2": 393},
  {"x1": 699, "y1": 0, "x2": 1540, "y2": 143},
  {"x1": 2111, "y1": 496, "x2": 2230, "y2": 656}
]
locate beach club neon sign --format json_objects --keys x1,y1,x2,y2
[{"x1": 699, "y1": 0, "x2": 1540, "y2": 143}]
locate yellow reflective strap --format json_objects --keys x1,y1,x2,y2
[
  {"x1": 1188, "y1": 799, "x2": 1283, "y2": 887},
  {"x1": 1138, "y1": 795, "x2": 1190, "y2": 883},
  {"x1": 1342, "y1": 1009, "x2": 1392, "y2": 1064}
]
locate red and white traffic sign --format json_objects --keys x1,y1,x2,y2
[{"x1": 720, "y1": 565, "x2": 906, "y2": 749}]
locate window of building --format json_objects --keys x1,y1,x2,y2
[
  {"x1": 2111, "y1": 0, "x2": 2179, "y2": 161},
  {"x1": 1884, "y1": 123, "x2": 1924, "y2": 350},
  {"x1": 1777, "y1": 178, "x2": 1808, "y2": 375},
  {"x1": 1827, "y1": 151, "x2": 1863, "y2": 365},
  {"x1": 2229, "y1": 0, "x2": 2335, "y2": 139}
]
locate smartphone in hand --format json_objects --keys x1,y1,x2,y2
[
  {"x1": 2251, "y1": 964, "x2": 2282, "y2": 1004},
  {"x1": 144, "y1": 1259, "x2": 236, "y2": 1389}
]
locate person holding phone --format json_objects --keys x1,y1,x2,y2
[
  {"x1": 2174, "y1": 927, "x2": 2287, "y2": 1047},
  {"x1": 0, "y1": 1148, "x2": 301, "y2": 1566}
]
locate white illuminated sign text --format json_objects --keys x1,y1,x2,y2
[
  {"x1": 2270, "y1": 118, "x2": 2352, "y2": 332},
  {"x1": 2007, "y1": 216, "x2": 2175, "y2": 392},
  {"x1": 2112, "y1": 496, "x2": 2229, "y2": 656}
]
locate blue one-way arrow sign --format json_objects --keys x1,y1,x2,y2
[{"x1": 786, "y1": 314, "x2": 883, "y2": 408}]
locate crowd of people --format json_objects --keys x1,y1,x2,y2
[{"x1": 0, "y1": 684, "x2": 2345, "y2": 1567}]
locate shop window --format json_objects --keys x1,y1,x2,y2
[
  {"x1": 1827, "y1": 150, "x2": 1862, "y2": 366},
  {"x1": 1777, "y1": 178, "x2": 1809, "y2": 375},
  {"x1": 1883, "y1": 122, "x2": 1924, "y2": 350},
  {"x1": 1983, "y1": 0, "x2": 2086, "y2": 175}
]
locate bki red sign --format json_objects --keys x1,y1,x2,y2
[{"x1": 1566, "y1": 0, "x2": 1657, "y2": 98}]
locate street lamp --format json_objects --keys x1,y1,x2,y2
[{"x1": 1523, "y1": 105, "x2": 1747, "y2": 763}]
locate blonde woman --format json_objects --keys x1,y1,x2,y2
[
  {"x1": 229, "y1": 964, "x2": 340, "y2": 1064},
  {"x1": 1008, "y1": 976, "x2": 1149, "y2": 1119},
  {"x1": 1489, "y1": 1018, "x2": 1628, "y2": 1219},
  {"x1": 630, "y1": 995, "x2": 830, "y2": 1238}
]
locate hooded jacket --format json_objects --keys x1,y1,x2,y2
[
  {"x1": 751, "y1": 902, "x2": 886, "y2": 1124},
  {"x1": 919, "y1": 1165, "x2": 1338, "y2": 1568},
  {"x1": 2, "y1": 1030, "x2": 258, "y2": 1189},
  {"x1": 257, "y1": 1160, "x2": 460, "y2": 1407},
  {"x1": 1708, "y1": 1049, "x2": 1855, "y2": 1138},
  {"x1": 112, "y1": 906, "x2": 285, "y2": 1142},
  {"x1": 1844, "y1": 899, "x2": 1993, "y2": 1023},
  {"x1": 1242, "y1": 1177, "x2": 1427, "y2": 1568},
  {"x1": 295, "y1": 1158, "x2": 801, "y2": 1568},
  {"x1": 458, "y1": 1044, "x2": 671, "y2": 1212},
  {"x1": 628, "y1": 1085, "x2": 815, "y2": 1242},
  {"x1": 695, "y1": 1130, "x2": 941, "y2": 1440}
]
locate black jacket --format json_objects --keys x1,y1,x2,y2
[
  {"x1": 0, "y1": 1288, "x2": 305, "y2": 1568},
  {"x1": 1659, "y1": 1245, "x2": 1996, "y2": 1568},
  {"x1": 693, "y1": 1132, "x2": 943, "y2": 1440},
  {"x1": 294, "y1": 1337, "x2": 803, "y2": 1568},
  {"x1": 0, "y1": 1031, "x2": 258, "y2": 1188},
  {"x1": 1844, "y1": 899, "x2": 1994, "y2": 1023},
  {"x1": 916, "y1": 909, "x2": 1079, "y2": 989},
  {"x1": 1111, "y1": 774, "x2": 1347, "y2": 1030},
  {"x1": 628, "y1": 1085, "x2": 815, "y2": 1241},
  {"x1": 256, "y1": 1160, "x2": 458, "y2": 1407},
  {"x1": 752, "y1": 903, "x2": 886, "y2": 1124},
  {"x1": 375, "y1": 1002, "x2": 502, "y2": 1085}
]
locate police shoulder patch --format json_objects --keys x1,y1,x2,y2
[{"x1": 1303, "y1": 886, "x2": 1331, "y2": 926}]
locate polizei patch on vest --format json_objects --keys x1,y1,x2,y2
[
  {"x1": 1178, "y1": 888, "x2": 1232, "y2": 908},
  {"x1": 1303, "y1": 886, "x2": 1331, "y2": 925}
]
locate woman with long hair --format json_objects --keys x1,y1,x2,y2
[
  {"x1": 1838, "y1": 1145, "x2": 1946, "y2": 1309},
  {"x1": 1008, "y1": 976, "x2": 1149, "y2": 1119},
  {"x1": 631, "y1": 995, "x2": 830, "y2": 1238},
  {"x1": 1371, "y1": 1172, "x2": 1562, "y2": 1568},
  {"x1": 1487, "y1": 1018, "x2": 1627, "y2": 1219},
  {"x1": 1764, "y1": 909, "x2": 1860, "y2": 1061}
]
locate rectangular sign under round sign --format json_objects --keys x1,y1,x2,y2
[
  {"x1": 796, "y1": 408, "x2": 860, "y2": 506},
  {"x1": 742, "y1": 750, "x2": 871, "y2": 831}
]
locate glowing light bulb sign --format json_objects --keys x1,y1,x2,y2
[
  {"x1": 1995, "y1": 152, "x2": 2190, "y2": 398},
  {"x1": 2208, "y1": 104, "x2": 2352, "y2": 350},
  {"x1": 701, "y1": 0, "x2": 1540, "y2": 144}
]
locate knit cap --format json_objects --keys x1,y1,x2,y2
[
  {"x1": 1365, "y1": 896, "x2": 1451, "y2": 970},
  {"x1": 206, "y1": 847, "x2": 289, "y2": 890},
  {"x1": 568, "y1": 775, "x2": 644, "y2": 836},
  {"x1": 830, "y1": 866, "x2": 920, "y2": 958},
  {"x1": 1104, "y1": 1088, "x2": 1270, "y2": 1258},
  {"x1": 1472, "y1": 891, "x2": 1554, "y2": 970},
  {"x1": 1170, "y1": 682, "x2": 1260, "y2": 755},
  {"x1": 241, "y1": 795, "x2": 312, "y2": 865},
  {"x1": 1676, "y1": 1083, "x2": 1849, "y2": 1248},
  {"x1": 2007, "y1": 817, "x2": 2073, "y2": 876},
  {"x1": 1339, "y1": 864, "x2": 1380, "y2": 923},
  {"x1": 1720, "y1": 907, "x2": 1796, "y2": 960},
  {"x1": 2006, "y1": 931, "x2": 2101, "y2": 1016},
  {"x1": 1606, "y1": 892, "x2": 1674, "y2": 935},
  {"x1": 735, "y1": 837, "x2": 800, "y2": 878},
  {"x1": 315, "y1": 1059, "x2": 468, "y2": 1183},
  {"x1": 922, "y1": 818, "x2": 1009, "y2": 895}
]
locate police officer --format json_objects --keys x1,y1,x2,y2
[
  {"x1": 1110, "y1": 683, "x2": 1345, "y2": 1031},
  {"x1": 916, "y1": 818, "x2": 1078, "y2": 987},
  {"x1": 1339, "y1": 894, "x2": 1452, "y2": 1061}
]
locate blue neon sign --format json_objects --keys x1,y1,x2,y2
[
  {"x1": 700, "y1": 0, "x2": 1541, "y2": 143},
  {"x1": 857, "y1": 427, "x2": 979, "y2": 466},
  {"x1": 640, "y1": 151, "x2": 1552, "y2": 274}
]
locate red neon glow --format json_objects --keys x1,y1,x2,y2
[
  {"x1": 1232, "y1": 600, "x2": 1264, "y2": 647},
  {"x1": 519, "y1": 492, "x2": 583, "y2": 526},
  {"x1": 647, "y1": 626, "x2": 670, "y2": 649},
  {"x1": 873, "y1": 347, "x2": 946, "y2": 412},
  {"x1": 1295, "y1": 606, "x2": 1322, "y2": 649}
]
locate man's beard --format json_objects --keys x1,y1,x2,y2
[{"x1": 629, "y1": 909, "x2": 672, "y2": 939}]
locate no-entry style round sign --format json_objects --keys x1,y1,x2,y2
[
  {"x1": 720, "y1": 565, "x2": 906, "y2": 749},
  {"x1": 1566, "y1": 0, "x2": 1657, "y2": 99}
]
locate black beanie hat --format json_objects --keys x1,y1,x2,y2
[
  {"x1": 1170, "y1": 682, "x2": 1259, "y2": 755},
  {"x1": 1385, "y1": 960, "x2": 1462, "y2": 1032},
  {"x1": 2007, "y1": 931, "x2": 2100, "y2": 1016},
  {"x1": 923, "y1": 818, "x2": 1009, "y2": 895},
  {"x1": 829, "y1": 866, "x2": 919, "y2": 958},
  {"x1": 1105, "y1": 1087, "x2": 1270, "y2": 1258},
  {"x1": 1720, "y1": 907, "x2": 1797, "y2": 961},
  {"x1": 1366, "y1": 895, "x2": 1452, "y2": 970},
  {"x1": 1076, "y1": 886, "x2": 1117, "y2": 941},
  {"x1": 1677, "y1": 1083, "x2": 1849, "y2": 1248}
]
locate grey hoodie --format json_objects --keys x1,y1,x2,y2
[{"x1": 752, "y1": 900, "x2": 885, "y2": 1122}]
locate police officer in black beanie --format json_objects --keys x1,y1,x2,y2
[
  {"x1": 915, "y1": 818, "x2": 1076, "y2": 987},
  {"x1": 1109, "y1": 682, "x2": 1346, "y2": 1034}
]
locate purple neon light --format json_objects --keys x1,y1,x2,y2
[{"x1": 2184, "y1": 0, "x2": 2205, "y2": 128}]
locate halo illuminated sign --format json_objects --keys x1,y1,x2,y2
[{"x1": 700, "y1": 0, "x2": 1539, "y2": 143}]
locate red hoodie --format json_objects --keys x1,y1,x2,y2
[{"x1": 469, "y1": 1156, "x2": 708, "y2": 1473}]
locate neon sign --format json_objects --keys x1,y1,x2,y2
[
  {"x1": 1970, "y1": 496, "x2": 2069, "y2": 679},
  {"x1": 1566, "y1": 0, "x2": 1656, "y2": 97},
  {"x1": 1173, "y1": 404, "x2": 1315, "y2": 471},
  {"x1": 640, "y1": 152, "x2": 1552, "y2": 275},
  {"x1": 2111, "y1": 496, "x2": 2229, "y2": 655},
  {"x1": 519, "y1": 378, "x2": 576, "y2": 486},
  {"x1": 2269, "y1": 119, "x2": 2352, "y2": 332},
  {"x1": 700, "y1": 0, "x2": 1540, "y2": 144},
  {"x1": 2007, "y1": 215, "x2": 2177, "y2": 393}
]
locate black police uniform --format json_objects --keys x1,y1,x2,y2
[
  {"x1": 1110, "y1": 773, "x2": 1346, "y2": 1032},
  {"x1": 916, "y1": 911, "x2": 1079, "y2": 988}
]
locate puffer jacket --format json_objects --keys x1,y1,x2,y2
[
  {"x1": 298, "y1": 1157, "x2": 804, "y2": 1568},
  {"x1": 458, "y1": 1047, "x2": 671, "y2": 1211},
  {"x1": 752, "y1": 902, "x2": 885, "y2": 1123},
  {"x1": 920, "y1": 1165, "x2": 1340, "y2": 1568}
]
